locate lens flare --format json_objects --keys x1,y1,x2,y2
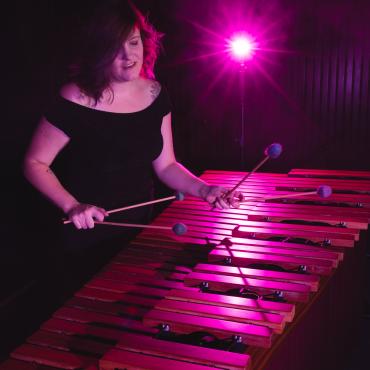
[{"x1": 228, "y1": 33, "x2": 257, "y2": 63}]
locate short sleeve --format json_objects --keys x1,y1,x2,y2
[
  {"x1": 44, "y1": 96, "x2": 75, "y2": 138},
  {"x1": 159, "y1": 86, "x2": 173, "y2": 117}
]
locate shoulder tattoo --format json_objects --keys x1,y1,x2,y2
[
  {"x1": 150, "y1": 81, "x2": 161, "y2": 101},
  {"x1": 78, "y1": 90, "x2": 95, "y2": 107}
]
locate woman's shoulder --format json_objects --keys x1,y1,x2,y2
[
  {"x1": 148, "y1": 79, "x2": 162, "y2": 101},
  {"x1": 140, "y1": 79, "x2": 172, "y2": 116},
  {"x1": 43, "y1": 83, "x2": 84, "y2": 137},
  {"x1": 59, "y1": 83, "x2": 91, "y2": 106},
  {"x1": 135, "y1": 78, "x2": 162, "y2": 103}
]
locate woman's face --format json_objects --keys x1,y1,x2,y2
[{"x1": 111, "y1": 27, "x2": 144, "y2": 82}]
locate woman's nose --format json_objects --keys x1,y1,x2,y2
[{"x1": 121, "y1": 45, "x2": 132, "y2": 60}]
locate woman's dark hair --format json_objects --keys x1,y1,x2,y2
[{"x1": 68, "y1": 0, "x2": 162, "y2": 104}]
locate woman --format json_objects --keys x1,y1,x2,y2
[{"x1": 23, "y1": 0, "x2": 239, "y2": 297}]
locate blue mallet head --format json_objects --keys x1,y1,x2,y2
[
  {"x1": 264, "y1": 143, "x2": 283, "y2": 159},
  {"x1": 172, "y1": 223, "x2": 187, "y2": 235},
  {"x1": 175, "y1": 191, "x2": 185, "y2": 201},
  {"x1": 317, "y1": 185, "x2": 332, "y2": 198}
]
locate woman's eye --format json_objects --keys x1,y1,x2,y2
[{"x1": 130, "y1": 41, "x2": 139, "y2": 46}]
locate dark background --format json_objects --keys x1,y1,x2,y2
[{"x1": 1, "y1": 0, "x2": 370, "y2": 360}]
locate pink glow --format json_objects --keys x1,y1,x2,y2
[
  {"x1": 171, "y1": 0, "x2": 292, "y2": 102},
  {"x1": 228, "y1": 33, "x2": 257, "y2": 62}
]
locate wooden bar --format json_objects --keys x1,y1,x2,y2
[
  {"x1": 153, "y1": 299, "x2": 286, "y2": 332},
  {"x1": 165, "y1": 289, "x2": 296, "y2": 322}
]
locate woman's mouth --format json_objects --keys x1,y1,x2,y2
[{"x1": 123, "y1": 61, "x2": 136, "y2": 69}]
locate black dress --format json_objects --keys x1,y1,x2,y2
[{"x1": 40, "y1": 85, "x2": 172, "y2": 296}]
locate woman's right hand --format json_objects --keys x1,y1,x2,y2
[{"x1": 66, "y1": 203, "x2": 109, "y2": 229}]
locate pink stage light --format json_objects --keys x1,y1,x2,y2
[{"x1": 228, "y1": 33, "x2": 257, "y2": 63}]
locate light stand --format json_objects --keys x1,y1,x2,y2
[
  {"x1": 239, "y1": 63, "x2": 246, "y2": 168},
  {"x1": 228, "y1": 33, "x2": 256, "y2": 168}
]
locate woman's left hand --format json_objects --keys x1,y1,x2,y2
[{"x1": 199, "y1": 184, "x2": 243, "y2": 209}]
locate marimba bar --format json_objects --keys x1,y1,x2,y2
[{"x1": 1, "y1": 169, "x2": 369, "y2": 370}]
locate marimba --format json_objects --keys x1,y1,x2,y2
[{"x1": 1, "y1": 169, "x2": 369, "y2": 370}]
